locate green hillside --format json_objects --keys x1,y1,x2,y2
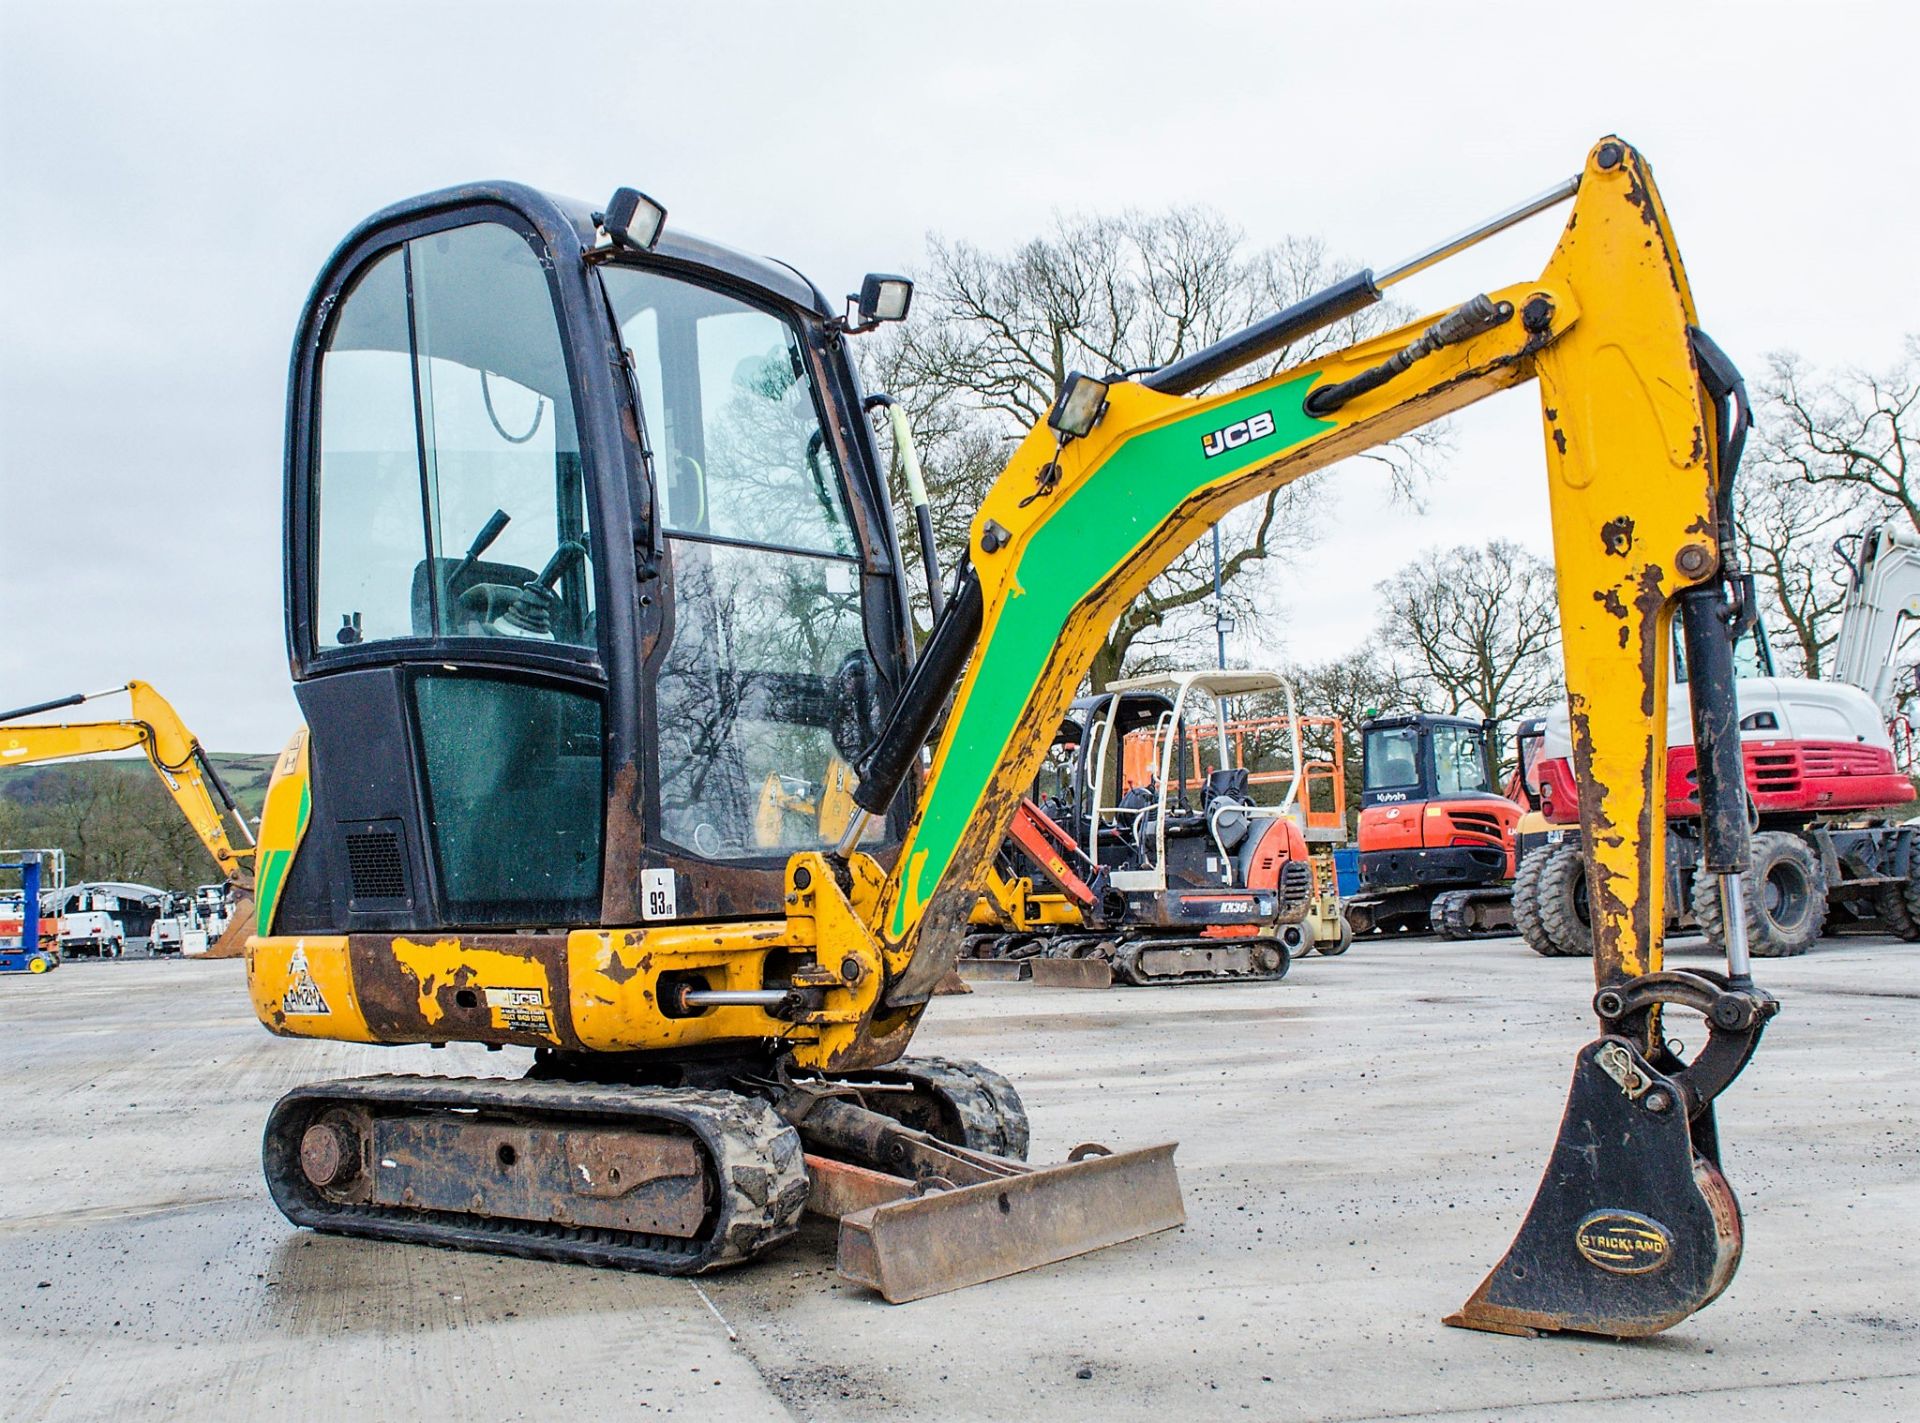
[{"x1": 0, "y1": 752, "x2": 276, "y2": 891}]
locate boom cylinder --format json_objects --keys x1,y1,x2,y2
[
  {"x1": 850, "y1": 570, "x2": 984, "y2": 818},
  {"x1": 1142, "y1": 271, "x2": 1380, "y2": 396}
]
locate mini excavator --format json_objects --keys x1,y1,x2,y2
[
  {"x1": 964, "y1": 671, "x2": 1330, "y2": 986},
  {"x1": 248, "y1": 139, "x2": 1776, "y2": 1332}
]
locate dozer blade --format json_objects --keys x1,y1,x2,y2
[
  {"x1": 1446, "y1": 1039, "x2": 1742, "y2": 1338},
  {"x1": 834, "y1": 1142, "x2": 1182, "y2": 1303},
  {"x1": 955, "y1": 958, "x2": 1029, "y2": 982},
  {"x1": 1029, "y1": 957, "x2": 1113, "y2": 989}
]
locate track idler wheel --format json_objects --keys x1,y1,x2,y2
[
  {"x1": 830, "y1": 1056, "x2": 1031, "y2": 1160},
  {"x1": 1448, "y1": 970, "x2": 1777, "y2": 1338}
]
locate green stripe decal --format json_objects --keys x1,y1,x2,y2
[
  {"x1": 255, "y1": 781, "x2": 310, "y2": 934},
  {"x1": 888, "y1": 375, "x2": 1331, "y2": 940}
]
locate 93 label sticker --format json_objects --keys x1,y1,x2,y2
[{"x1": 642, "y1": 867, "x2": 678, "y2": 921}]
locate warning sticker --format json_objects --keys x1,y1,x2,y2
[{"x1": 282, "y1": 947, "x2": 331, "y2": 1016}]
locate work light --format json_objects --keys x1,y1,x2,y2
[{"x1": 1047, "y1": 372, "x2": 1109, "y2": 440}]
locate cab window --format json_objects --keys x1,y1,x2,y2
[
  {"x1": 312, "y1": 221, "x2": 594, "y2": 653},
  {"x1": 1432, "y1": 724, "x2": 1494, "y2": 797},
  {"x1": 599, "y1": 265, "x2": 883, "y2": 861},
  {"x1": 1364, "y1": 726, "x2": 1421, "y2": 791}
]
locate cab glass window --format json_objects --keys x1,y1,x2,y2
[
  {"x1": 599, "y1": 267, "x2": 854, "y2": 556},
  {"x1": 1364, "y1": 726, "x2": 1421, "y2": 790},
  {"x1": 599, "y1": 265, "x2": 883, "y2": 861},
  {"x1": 314, "y1": 251, "x2": 425, "y2": 646},
  {"x1": 654, "y1": 541, "x2": 876, "y2": 858},
  {"x1": 312, "y1": 221, "x2": 595, "y2": 653},
  {"x1": 413, "y1": 673, "x2": 603, "y2": 922},
  {"x1": 1432, "y1": 724, "x2": 1494, "y2": 797}
]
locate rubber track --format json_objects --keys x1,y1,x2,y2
[
  {"x1": 1432, "y1": 888, "x2": 1516, "y2": 940},
  {"x1": 880, "y1": 1056, "x2": 1031, "y2": 1161},
  {"x1": 263, "y1": 1075, "x2": 808, "y2": 1274},
  {"x1": 1108, "y1": 934, "x2": 1290, "y2": 986}
]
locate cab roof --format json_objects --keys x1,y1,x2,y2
[{"x1": 325, "y1": 180, "x2": 834, "y2": 318}]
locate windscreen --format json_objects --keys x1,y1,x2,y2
[
  {"x1": 598, "y1": 264, "x2": 885, "y2": 861},
  {"x1": 1364, "y1": 726, "x2": 1422, "y2": 791}
]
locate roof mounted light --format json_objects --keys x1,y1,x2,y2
[
  {"x1": 598, "y1": 187, "x2": 666, "y2": 252},
  {"x1": 1047, "y1": 372, "x2": 1109, "y2": 441}
]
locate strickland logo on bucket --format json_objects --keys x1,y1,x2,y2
[{"x1": 1574, "y1": 1209, "x2": 1674, "y2": 1274}]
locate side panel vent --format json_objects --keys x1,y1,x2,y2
[{"x1": 342, "y1": 819, "x2": 412, "y2": 909}]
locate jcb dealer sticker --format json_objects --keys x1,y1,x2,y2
[{"x1": 486, "y1": 986, "x2": 552, "y2": 1035}]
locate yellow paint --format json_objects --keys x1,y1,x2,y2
[{"x1": 245, "y1": 934, "x2": 372, "y2": 1042}]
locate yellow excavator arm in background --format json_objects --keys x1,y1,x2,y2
[{"x1": 0, "y1": 681, "x2": 257, "y2": 887}]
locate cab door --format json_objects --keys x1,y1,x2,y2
[{"x1": 281, "y1": 209, "x2": 618, "y2": 934}]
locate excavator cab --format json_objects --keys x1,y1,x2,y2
[
  {"x1": 1347, "y1": 713, "x2": 1522, "y2": 936},
  {"x1": 274, "y1": 186, "x2": 913, "y2": 939}
]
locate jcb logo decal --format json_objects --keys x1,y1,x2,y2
[{"x1": 1200, "y1": 410, "x2": 1276, "y2": 459}]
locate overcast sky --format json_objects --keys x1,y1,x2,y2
[{"x1": 2, "y1": 0, "x2": 1912, "y2": 750}]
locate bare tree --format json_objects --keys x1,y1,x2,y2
[
  {"x1": 863, "y1": 209, "x2": 1441, "y2": 681},
  {"x1": 1759, "y1": 336, "x2": 1918, "y2": 531},
  {"x1": 1273, "y1": 650, "x2": 1412, "y2": 831},
  {"x1": 1374, "y1": 540, "x2": 1562, "y2": 725},
  {"x1": 1735, "y1": 463, "x2": 1885, "y2": 678}
]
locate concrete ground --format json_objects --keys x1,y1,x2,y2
[{"x1": 0, "y1": 933, "x2": 1913, "y2": 1422}]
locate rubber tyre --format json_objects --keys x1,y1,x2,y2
[
  {"x1": 1693, "y1": 830, "x2": 1827, "y2": 958},
  {"x1": 1884, "y1": 850, "x2": 1920, "y2": 940},
  {"x1": 1318, "y1": 915, "x2": 1354, "y2": 956},
  {"x1": 1511, "y1": 846, "x2": 1549, "y2": 953},
  {"x1": 1534, "y1": 842, "x2": 1594, "y2": 957},
  {"x1": 1875, "y1": 880, "x2": 1920, "y2": 941},
  {"x1": 28, "y1": 954, "x2": 50, "y2": 973}
]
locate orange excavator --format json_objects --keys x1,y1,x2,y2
[{"x1": 1345, "y1": 712, "x2": 1528, "y2": 938}]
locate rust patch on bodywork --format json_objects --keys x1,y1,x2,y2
[{"x1": 349, "y1": 933, "x2": 581, "y2": 1049}]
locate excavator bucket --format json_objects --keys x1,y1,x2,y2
[
  {"x1": 1446, "y1": 1038, "x2": 1742, "y2": 1338},
  {"x1": 205, "y1": 892, "x2": 256, "y2": 959},
  {"x1": 816, "y1": 1143, "x2": 1184, "y2": 1303}
]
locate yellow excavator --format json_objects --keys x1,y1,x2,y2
[
  {"x1": 244, "y1": 138, "x2": 1774, "y2": 1333},
  {"x1": 0, "y1": 682, "x2": 257, "y2": 954}
]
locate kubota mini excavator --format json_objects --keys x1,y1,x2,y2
[
  {"x1": 0, "y1": 682, "x2": 258, "y2": 954},
  {"x1": 246, "y1": 139, "x2": 1777, "y2": 1333},
  {"x1": 1346, "y1": 712, "x2": 1524, "y2": 938}
]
